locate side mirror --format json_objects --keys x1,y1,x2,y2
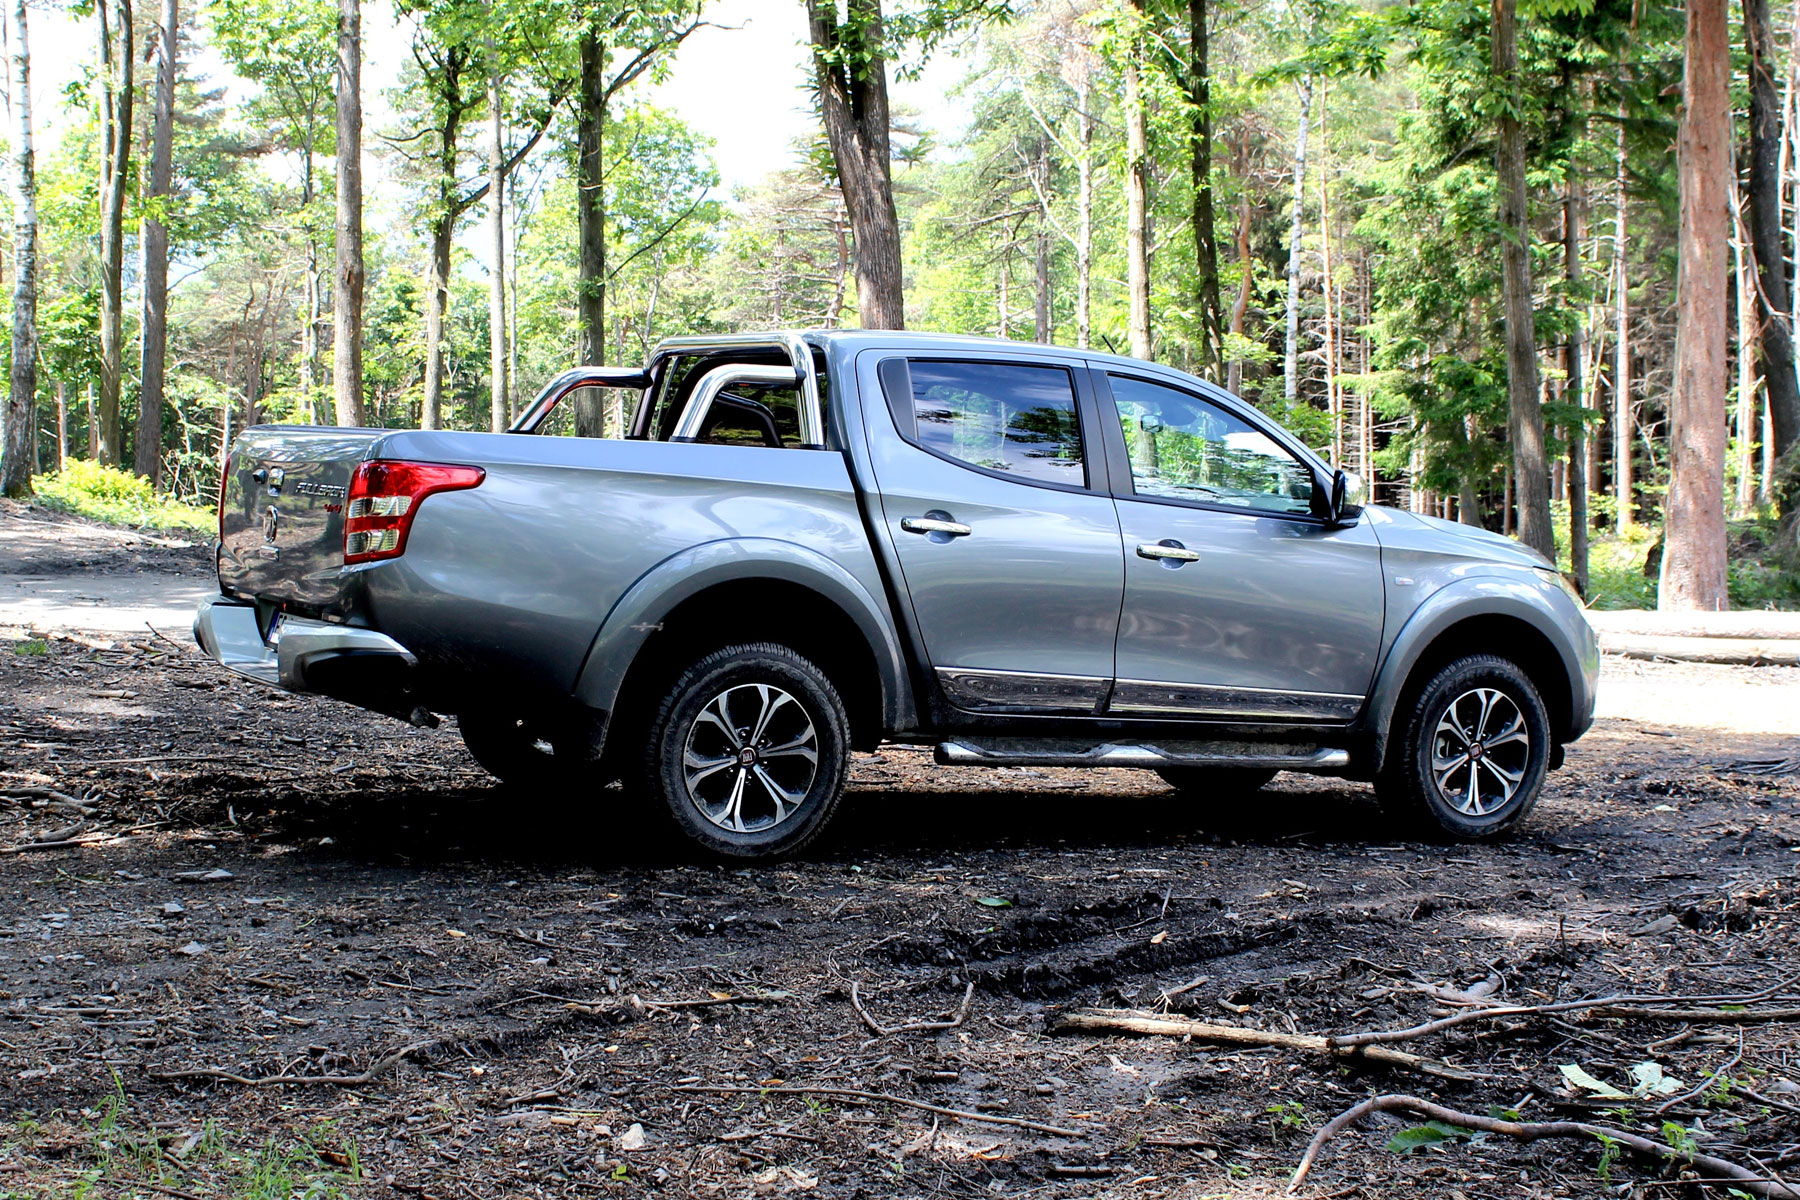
[{"x1": 1326, "y1": 469, "x2": 1367, "y2": 525}]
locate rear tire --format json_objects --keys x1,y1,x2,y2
[
  {"x1": 459, "y1": 711, "x2": 566, "y2": 788},
  {"x1": 1376, "y1": 653, "x2": 1550, "y2": 840},
  {"x1": 1155, "y1": 767, "x2": 1278, "y2": 798},
  {"x1": 640, "y1": 643, "x2": 850, "y2": 860}
]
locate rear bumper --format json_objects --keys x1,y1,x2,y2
[{"x1": 193, "y1": 595, "x2": 416, "y2": 694}]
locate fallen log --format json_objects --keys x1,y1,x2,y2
[{"x1": 1051, "y1": 1009, "x2": 1476, "y2": 1081}]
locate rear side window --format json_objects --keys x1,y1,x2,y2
[{"x1": 879, "y1": 358, "x2": 1085, "y2": 486}]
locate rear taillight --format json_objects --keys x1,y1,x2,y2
[{"x1": 344, "y1": 459, "x2": 485, "y2": 564}]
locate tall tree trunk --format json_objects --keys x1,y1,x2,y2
[
  {"x1": 1492, "y1": 0, "x2": 1554, "y2": 560},
  {"x1": 575, "y1": 30, "x2": 607, "y2": 436},
  {"x1": 1744, "y1": 0, "x2": 1800, "y2": 508},
  {"x1": 1563, "y1": 144, "x2": 1590, "y2": 596},
  {"x1": 1322, "y1": 143, "x2": 1340, "y2": 463},
  {"x1": 1075, "y1": 75, "x2": 1093, "y2": 351},
  {"x1": 1735, "y1": 207, "x2": 1758, "y2": 517},
  {"x1": 1189, "y1": 0, "x2": 1221, "y2": 369},
  {"x1": 1034, "y1": 139, "x2": 1051, "y2": 343},
  {"x1": 135, "y1": 0, "x2": 176, "y2": 484},
  {"x1": 54, "y1": 381, "x2": 67, "y2": 471},
  {"x1": 95, "y1": 0, "x2": 132, "y2": 466},
  {"x1": 420, "y1": 51, "x2": 466, "y2": 432},
  {"x1": 1284, "y1": 74, "x2": 1313, "y2": 406},
  {"x1": 1, "y1": 0, "x2": 37, "y2": 498},
  {"x1": 422, "y1": 213, "x2": 453, "y2": 431},
  {"x1": 1660, "y1": 0, "x2": 1731, "y2": 610},
  {"x1": 1227, "y1": 128, "x2": 1252, "y2": 395},
  {"x1": 488, "y1": 68, "x2": 508, "y2": 434},
  {"x1": 1123, "y1": 0, "x2": 1151, "y2": 360},
  {"x1": 1613, "y1": 115, "x2": 1633, "y2": 532},
  {"x1": 333, "y1": 0, "x2": 366, "y2": 426},
  {"x1": 300, "y1": 148, "x2": 319, "y2": 420},
  {"x1": 806, "y1": 0, "x2": 904, "y2": 330}
]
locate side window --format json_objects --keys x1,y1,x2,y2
[
  {"x1": 1108, "y1": 374, "x2": 1316, "y2": 516},
  {"x1": 879, "y1": 358, "x2": 1085, "y2": 487}
]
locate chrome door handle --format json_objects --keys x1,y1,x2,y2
[
  {"x1": 1136, "y1": 540, "x2": 1200, "y2": 563},
  {"x1": 902, "y1": 515, "x2": 972, "y2": 537}
]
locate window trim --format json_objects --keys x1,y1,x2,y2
[
  {"x1": 1090, "y1": 367, "x2": 1331, "y2": 523},
  {"x1": 874, "y1": 354, "x2": 1109, "y2": 496}
]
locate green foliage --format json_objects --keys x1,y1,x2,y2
[
  {"x1": 33, "y1": 462, "x2": 214, "y2": 533},
  {"x1": 1385, "y1": 1119, "x2": 1476, "y2": 1154}
]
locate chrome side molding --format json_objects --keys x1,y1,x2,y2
[{"x1": 935, "y1": 738, "x2": 1352, "y2": 773}]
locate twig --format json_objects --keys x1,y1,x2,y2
[
  {"x1": 0, "y1": 834, "x2": 113, "y2": 855},
  {"x1": 1653, "y1": 1033, "x2": 1742, "y2": 1115},
  {"x1": 148, "y1": 1041, "x2": 432, "y2": 1087},
  {"x1": 1052, "y1": 1009, "x2": 1476, "y2": 1081},
  {"x1": 668, "y1": 1083, "x2": 1084, "y2": 1138},
  {"x1": 851, "y1": 981, "x2": 976, "y2": 1036},
  {"x1": 1735, "y1": 1085, "x2": 1800, "y2": 1117},
  {"x1": 1287, "y1": 1094, "x2": 1800, "y2": 1197}
]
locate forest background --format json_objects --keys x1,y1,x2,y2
[{"x1": 0, "y1": 0, "x2": 1795, "y2": 613}]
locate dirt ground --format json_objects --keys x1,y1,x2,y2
[{"x1": 1, "y1": 512, "x2": 1798, "y2": 1200}]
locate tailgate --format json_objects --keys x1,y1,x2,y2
[{"x1": 218, "y1": 425, "x2": 384, "y2": 613}]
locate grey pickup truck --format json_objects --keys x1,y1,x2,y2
[{"x1": 196, "y1": 330, "x2": 1597, "y2": 858}]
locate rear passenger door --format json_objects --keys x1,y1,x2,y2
[{"x1": 860, "y1": 353, "x2": 1124, "y2": 716}]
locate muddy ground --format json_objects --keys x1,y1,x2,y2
[{"x1": 1, "y1": 517, "x2": 1798, "y2": 1199}]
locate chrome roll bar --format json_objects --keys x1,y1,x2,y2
[
  {"x1": 508, "y1": 366, "x2": 652, "y2": 434},
  {"x1": 644, "y1": 331, "x2": 824, "y2": 447},
  {"x1": 670, "y1": 365, "x2": 805, "y2": 442}
]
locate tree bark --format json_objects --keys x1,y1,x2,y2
[
  {"x1": 1, "y1": 0, "x2": 37, "y2": 498},
  {"x1": 333, "y1": 0, "x2": 367, "y2": 426},
  {"x1": 1189, "y1": 0, "x2": 1221, "y2": 370},
  {"x1": 1123, "y1": 0, "x2": 1151, "y2": 360},
  {"x1": 1660, "y1": 0, "x2": 1731, "y2": 610},
  {"x1": 1492, "y1": 0, "x2": 1554, "y2": 560},
  {"x1": 488, "y1": 68, "x2": 508, "y2": 434},
  {"x1": 95, "y1": 0, "x2": 132, "y2": 466},
  {"x1": 807, "y1": 0, "x2": 904, "y2": 330},
  {"x1": 574, "y1": 32, "x2": 607, "y2": 436},
  {"x1": 134, "y1": 0, "x2": 177, "y2": 484},
  {"x1": 1284, "y1": 74, "x2": 1313, "y2": 406},
  {"x1": 1744, "y1": 0, "x2": 1800, "y2": 508},
  {"x1": 1613, "y1": 115, "x2": 1632, "y2": 532}
]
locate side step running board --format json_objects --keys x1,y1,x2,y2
[{"x1": 935, "y1": 739, "x2": 1351, "y2": 773}]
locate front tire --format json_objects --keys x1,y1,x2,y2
[
  {"x1": 642, "y1": 643, "x2": 850, "y2": 860},
  {"x1": 1377, "y1": 654, "x2": 1551, "y2": 839}
]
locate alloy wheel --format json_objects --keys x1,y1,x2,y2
[
  {"x1": 681, "y1": 683, "x2": 820, "y2": 833},
  {"x1": 1429, "y1": 686, "x2": 1531, "y2": 817}
]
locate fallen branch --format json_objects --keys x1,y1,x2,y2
[
  {"x1": 668, "y1": 1083, "x2": 1084, "y2": 1138},
  {"x1": 1288, "y1": 1093, "x2": 1800, "y2": 1198},
  {"x1": 148, "y1": 1041, "x2": 433, "y2": 1087},
  {"x1": 851, "y1": 981, "x2": 976, "y2": 1037},
  {"x1": 1052, "y1": 1009, "x2": 1476, "y2": 1082},
  {"x1": 1331, "y1": 981, "x2": 1800, "y2": 1049},
  {"x1": 0, "y1": 833, "x2": 113, "y2": 855}
]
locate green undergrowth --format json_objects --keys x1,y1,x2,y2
[
  {"x1": 29, "y1": 461, "x2": 213, "y2": 536},
  {"x1": 1555, "y1": 507, "x2": 1799, "y2": 611},
  {"x1": 1, "y1": 1075, "x2": 361, "y2": 1199}
]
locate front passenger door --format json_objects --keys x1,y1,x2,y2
[
  {"x1": 861, "y1": 354, "x2": 1124, "y2": 716},
  {"x1": 1098, "y1": 370, "x2": 1385, "y2": 722}
]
